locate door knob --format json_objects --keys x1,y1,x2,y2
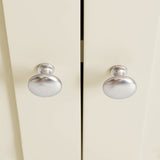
[
  {"x1": 28, "y1": 63, "x2": 62, "y2": 97},
  {"x1": 103, "y1": 65, "x2": 137, "y2": 99}
]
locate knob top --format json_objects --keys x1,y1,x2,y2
[
  {"x1": 28, "y1": 63, "x2": 62, "y2": 97},
  {"x1": 103, "y1": 65, "x2": 137, "y2": 99}
]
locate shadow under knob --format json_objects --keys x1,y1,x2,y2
[
  {"x1": 28, "y1": 63, "x2": 62, "y2": 97},
  {"x1": 103, "y1": 65, "x2": 137, "y2": 99}
]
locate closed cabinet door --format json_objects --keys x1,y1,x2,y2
[
  {"x1": 2, "y1": 0, "x2": 80, "y2": 160},
  {"x1": 84, "y1": 0, "x2": 160, "y2": 160},
  {"x1": 1, "y1": 0, "x2": 160, "y2": 160}
]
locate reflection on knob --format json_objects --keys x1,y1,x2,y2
[
  {"x1": 28, "y1": 63, "x2": 62, "y2": 97},
  {"x1": 103, "y1": 65, "x2": 137, "y2": 99}
]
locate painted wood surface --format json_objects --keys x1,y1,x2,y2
[
  {"x1": 84, "y1": 0, "x2": 160, "y2": 160},
  {"x1": 2, "y1": 0, "x2": 81, "y2": 159}
]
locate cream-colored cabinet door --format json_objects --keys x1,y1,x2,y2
[
  {"x1": 84, "y1": 0, "x2": 160, "y2": 160},
  {"x1": 2, "y1": 0, "x2": 80, "y2": 160}
]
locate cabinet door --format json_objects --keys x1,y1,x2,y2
[
  {"x1": 2, "y1": 0, "x2": 80, "y2": 160},
  {"x1": 84, "y1": 0, "x2": 160, "y2": 160}
]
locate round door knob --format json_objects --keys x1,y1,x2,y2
[
  {"x1": 28, "y1": 63, "x2": 62, "y2": 97},
  {"x1": 103, "y1": 65, "x2": 137, "y2": 99}
]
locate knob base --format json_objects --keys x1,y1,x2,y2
[
  {"x1": 37, "y1": 63, "x2": 55, "y2": 75},
  {"x1": 111, "y1": 65, "x2": 127, "y2": 77}
]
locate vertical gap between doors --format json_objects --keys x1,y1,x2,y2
[
  {"x1": 81, "y1": 62, "x2": 83, "y2": 160},
  {"x1": 81, "y1": 0, "x2": 84, "y2": 159}
]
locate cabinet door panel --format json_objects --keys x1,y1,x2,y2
[
  {"x1": 2, "y1": 0, "x2": 80, "y2": 160},
  {"x1": 0, "y1": 2, "x2": 23, "y2": 159},
  {"x1": 140, "y1": 25, "x2": 160, "y2": 159},
  {"x1": 84, "y1": 1, "x2": 160, "y2": 160}
]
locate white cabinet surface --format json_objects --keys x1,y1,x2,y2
[
  {"x1": 83, "y1": 0, "x2": 160, "y2": 160},
  {"x1": 2, "y1": 0, "x2": 80, "y2": 160},
  {"x1": 0, "y1": 2, "x2": 23, "y2": 160},
  {"x1": 1, "y1": 0, "x2": 160, "y2": 160}
]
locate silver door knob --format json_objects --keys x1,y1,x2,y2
[
  {"x1": 103, "y1": 65, "x2": 137, "y2": 99},
  {"x1": 28, "y1": 63, "x2": 62, "y2": 97}
]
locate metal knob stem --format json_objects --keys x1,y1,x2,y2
[
  {"x1": 28, "y1": 63, "x2": 62, "y2": 97},
  {"x1": 103, "y1": 65, "x2": 137, "y2": 99}
]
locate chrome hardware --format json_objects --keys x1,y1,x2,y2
[
  {"x1": 103, "y1": 65, "x2": 137, "y2": 99},
  {"x1": 28, "y1": 63, "x2": 62, "y2": 97}
]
